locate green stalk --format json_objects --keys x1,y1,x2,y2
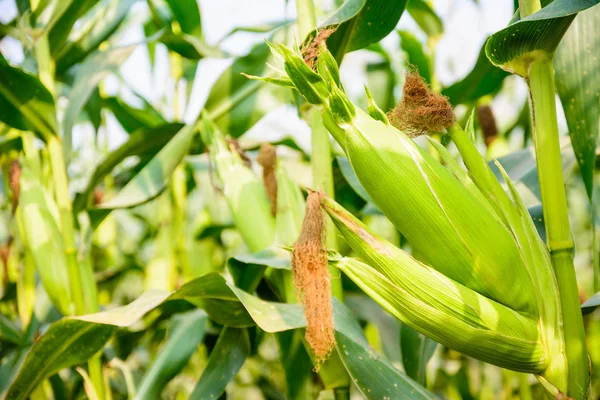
[
  {"x1": 48, "y1": 137, "x2": 104, "y2": 398},
  {"x1": 527, "y1": 58, "x2": 588, "y2": 398}
]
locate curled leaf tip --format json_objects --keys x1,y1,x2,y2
[
  {"x1": 388, "y1": 70, "x2": 455, "y2": 137},
  {"x1": 291, "y1": 191, "x2": 335, "y2": 366},
  {"x1": 301, "y1": 26, "x2": 338, "y2": 70},
  {"x1": 257, "y1": 143, "x2": 278, "y2": 216}
]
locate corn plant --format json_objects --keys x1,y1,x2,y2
[{"x1": 1, "y1": 0, "x2": 600, "y2": 399}]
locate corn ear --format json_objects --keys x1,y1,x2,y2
[
  {"x1": 321, "y1": 195, "x2": 546, "y2": 372},
  {"x1": 201, "y1": 116, "x2": 275, "y2": 253},
  {"x1": 17, "y1": 165, "x2": 73, "y2": 315},
  {"x1": 260, "y1": 43, "x2": 537, "y2": 314}
]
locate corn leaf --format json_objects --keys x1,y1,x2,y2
[
  {"x1": 325, "y1": 0, "x2": 408, "y2": 61},
  {"x1": 400, "y1": 324, "x2": 437, "y2": 386},
  {"x1": 337, "y1": 331, "x2": 439, "y2": 399},
  {"x1": 204, "y1": 40, "x2": 288, "y2": 138},
  {"x1": 0, "y1": 136, "x2": 23, "y2": 155},
  {"x1": 406, "y1": 0, "x2": 443, "y2": 37},
  {"x1": 135, "y1": 310, "x2": 208, "y2": 400},
  {"x1": 582, "y1": 293, "x2": 600, "y2": 315},
  {"x1": 0, "y1": 54, "x2": 59, "y2": 142},
  {"x1": 103, "y1": 96, "x2": 166, "y2": 134},
  {"x1": 6, "y1": 272, "x2": 436, "y2": 399},
  {"x1": 91, "y1": 122, "x2": 197, "y2": 216},
  {"x1": 442, "y1": 42, "x2": 509, "y2": 105},
  {"x1": 485, "y1": 0, "x2": 600, "y2": 76},
  {"x1": 73, "y1": 122, "x2": 183, "y2": 213},
  {"x1": 555, "y1": 6, "x2": 600, "y2": 199},
  {"x1": 62, "y1": 45, "x2": 135, "y2": 155},
  {"x1": 54, "y1": 0, "x2": 136, "y2": 73},
  {"x1": 17, "y1": 166, "x2": 72, "y2": 315},
  {"x1": 398, "y1": 30, "x2": 431, "y2": 84},
  {"x1": 189, "y1": 328, "x2": 250, "y2": 400},
  {"x1": 45, "y1": 0, "x2": 99, "y2": 55}
]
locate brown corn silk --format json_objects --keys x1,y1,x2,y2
[
  {"x1": 9, "y1": 160, "x2": 21, "y2": 213},
  {"x1": 477, "y1": 104, "x2": 499, "y2": 147},
  {"x1": 226, "y1": 138, "x2": 252, "y2": 168},
  {"x1": 291, "y1": 191, "x2": 335, "y2": 365},
  {"x1": 388, "y1": 71, "x2": 455, "y2": 136},
  {"x1": 257, "y1": 144, "x2": 278, "y2": 216},
  {"x1": 301, "y1": 27, "x2": 337, "y2": 70}
]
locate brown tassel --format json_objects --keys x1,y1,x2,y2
[
  {"x1": 387, "y1": 71, "x2": 455, "y2": 137},
  {"x1": 291, "y1": 191, "x2": 335, "y2": 367},
  {"x1": 257, "y1": 144, "x2": 278, "y2": 216}
]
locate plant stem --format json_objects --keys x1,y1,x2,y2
[
  {"x1": 528, "y1": 58, "x2": 589, "y2": 399},
  {"x1": 48, "y1": 137, "x2": 105, "y2": 398},
  {"x1": 47, "y1": 137, "x2": 85, "y2": 315}
]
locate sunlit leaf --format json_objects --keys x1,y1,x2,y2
[
  {"x1": 325, "y1": 0, "x2": 408, "y2": 61},
  {"x1": 486, "y1": 0, "x2": 600, "y2": 76},
  {"x1": 62, "y1": 45, "x2": 135, "y2": 154},
  {"x1": 555, "y1": 6, "x2": 600, "y2": 199},
  {"x1": 398, "y1": 30, "x2": 431, "y2": 83},
  {"x1": 0, "y1": 54, "x2": 58, "y2": 142},
  {"x1": 406, "y1": 0, "x2": 443, "y2": 37}
]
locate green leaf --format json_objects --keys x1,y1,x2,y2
[
  {"x1": 277, "y1": 330, "x2": 313, "y2": 399},
  {"x1": 400, "y1": 324, "x2": 437, "y2": 386},
  {"x1": 5, "y1": 320, "x2": 115, "y2": 400},
  {"x1": 74, "y1": 123, "x2": 183, "y2": 213},
  {"x1": 325, "y1": 0, "x2": 408, "y2": 61},
  {"x1": 62, "y1": 45, "x2": 135, "y2": 154},
  {"x1": 337, "y1": 332, "x2": 439, "y2": 399},
  {"x1": 164, "y1": 0, "x2": 202, "y2": 37},
  {"x1": 45, "y1": 0, "x2": 99, "y2": 55},
  {"x1": 398, "y1": 30, "x2": 431, "y2": 84},
  {"x1": 0, "y1": 54, "x2": 58, "y2": 142},
  {"x1": 189, "y1": 328, "x2": 250, "y2": 400},
  {"x1": 17, "y1": 166, "x2": 73, "y2": 315},
  {"x1": 92, "y1": 122, "x2": 197, "y2": 210},
  {"x1": 490, "y1": 140, "x2": 576, "y2": 207},
  {"x1": 103, "y1": 96, "x2": 166, "y2": 134},
  {"x1": 53, "y1": 0, "x2": 136, "y2": 73},
  {"x1": 0, "y1": 314, "x2": 21, "y2": 345},
  {"x1": 442, "y1": 42, "x2": 510, "y2": 105},
  {"x1": 204, "y1": 41, "x2": 288, "y2": 137},
  {"x1": 406, "y1": 0, "x2": 443, "y2": 37},
  {"x1": 485, "y1": 0, "x2": 600, "y2": 76},
  {"x1": 582, "y1": 292, "x2": 600, "y2": 315},
  {"x1": 555, "y1": 6, "x2": 600, "y2": 199},
  {"x1": 0, "y1": 136, "x2": 23, "y2": 155},
  {"x1": 135, "y1": 310, "x2": 208, "y2": 400}
]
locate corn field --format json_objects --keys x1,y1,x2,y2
[{"x1": 1, "y1": 0, "x2": 600, "y2": 399}]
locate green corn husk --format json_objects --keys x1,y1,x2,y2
[
  {"x1": 320, "y1": 194, "x2": 546, "y2": 372},
  {"x1": 201, "y1": 116, "x2": 275, "y2": 253},
  {"x1": 17, "y1": 165, "x2": 73, "y2": 315},
  {"x1": 261, "y1": 43, "x2": 536, "y2": 315}
]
